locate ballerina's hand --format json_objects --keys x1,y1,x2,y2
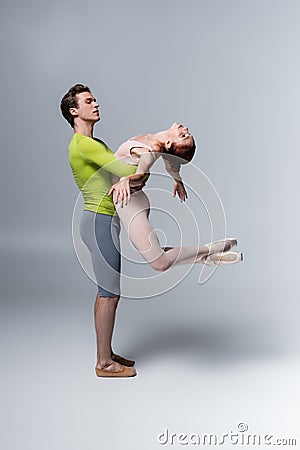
[
  {"x1": 108, "y1": 177, "x2": 131, "y2": 207},
  {"x1": 173, "y1": 179, "x2": 188, "y2": 202}
]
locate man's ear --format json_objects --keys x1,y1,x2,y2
[{"x1": 69, "y1": 107, "x2": 78, "y2": 117}]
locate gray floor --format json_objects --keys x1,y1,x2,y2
[
  {"x1": 1, "y1": 0, "x2": 300, "y2": 448},
  {"x1": 1, "y1": 245, "x2": 299, "y2": 450}
]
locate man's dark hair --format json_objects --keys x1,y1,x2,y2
[{"x1": 60, "y1": 84, "x2": 91, "y2": 128}]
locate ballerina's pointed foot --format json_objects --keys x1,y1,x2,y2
[
  {"x1": 204, "y1": 238, "x2": 238, "y2": 254},
  {"x1": 204, "y1": 251, "x2": 243, "y2": 266},
  {"x1": 196, "y1": 238, "x2": 238, "y2": 264}
]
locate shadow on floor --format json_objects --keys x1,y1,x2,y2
[{"x1": 126, "y1": 319, "x2": 283, "y2": 366}]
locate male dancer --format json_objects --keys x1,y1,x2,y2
[{"x1": 61, "y1": 84, "x2": 140, "y2": 377}]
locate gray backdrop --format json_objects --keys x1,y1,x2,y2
[{"x1": 1, "y1": 1, "x2": 300, "y2": 449}]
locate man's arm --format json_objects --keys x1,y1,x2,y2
[{"x1": 76, "y1": 135, "x2": 136, "y2": 177}]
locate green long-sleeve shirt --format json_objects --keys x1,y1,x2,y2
[{"x1": 68, "y1": 133, "x2": 136, "y2": 215}]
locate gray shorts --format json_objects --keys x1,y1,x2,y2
[{"x1": 79, "y1": 210, "x2": 121, "y2": 297}]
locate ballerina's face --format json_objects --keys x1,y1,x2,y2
[
  {"x1": 169, "y1": 122, "x2": 194, "y2": 148},
  {"x1": 166, "y1": 122, "x2": 195, "y2": 163}
]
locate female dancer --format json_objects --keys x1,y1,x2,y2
[{"x1": 110, "y1": 122, "x2": 242, "y2": 270}]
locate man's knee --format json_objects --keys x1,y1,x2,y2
[{"x1": 96, "y1": 293, "x2": 120, "y2": 305}]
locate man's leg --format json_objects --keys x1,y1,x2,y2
[{"x1": 94, "y1": 293, "x2": 121, "y2": 370}]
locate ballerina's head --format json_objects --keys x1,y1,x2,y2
[{"x1": 164, "y1": 122, "x2": 196, "y2": 163}]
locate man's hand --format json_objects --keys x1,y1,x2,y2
[
  {"x1": 173, "y1": 179, "x2": 188, "y2": 202},
  {"x1": 108, "y1": 177, "x2": 131, "y2": 207}
]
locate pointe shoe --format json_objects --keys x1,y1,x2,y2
[
  {"x1": 197, "y1": 238, "x2": 238, "y2": 264},
  {"x1": 204, "y1": 238, "x2": 238, "y2": 254},
  {"x1": 204, "y1": 251, "x2": 243, "y2": 266},
  {"x1": 112, "y1": 353, "x2": 135, "y2": 367},
  {"x1": 95, "y1": 363, "x2": 137, "y2": 378}
]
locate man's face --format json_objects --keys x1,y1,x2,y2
[{"x1": 71, "y1": 91, "x2": 100, "y2": 124}]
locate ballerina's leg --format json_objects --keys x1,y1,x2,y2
[{"x1": 116, "y1": 191, "x2": 229, "y2": 271}]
